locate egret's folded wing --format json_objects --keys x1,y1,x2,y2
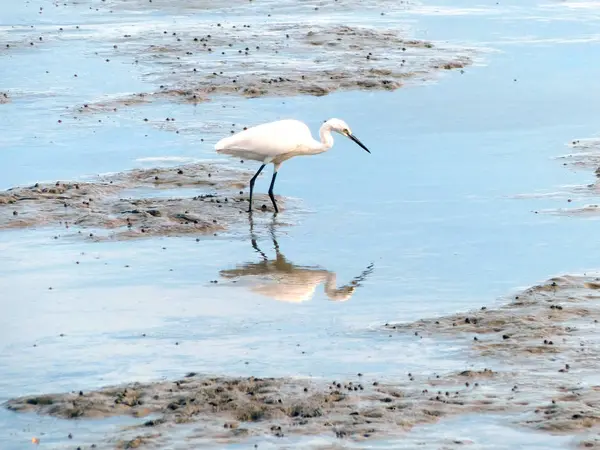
[{"x1": 215, "y1": 119, "x2": 313, "y2": 160}]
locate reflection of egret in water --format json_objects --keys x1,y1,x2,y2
[{"x1": 219, "y1": 218, "x2": 374, "y2": 303}]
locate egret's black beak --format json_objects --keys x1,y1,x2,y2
[{"x1": 347, "y1": 133, "x2": 371, "y2": 154}]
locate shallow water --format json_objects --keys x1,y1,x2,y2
[{"x1": 2, "y1": 0, "x2": 600, "y2": 448}]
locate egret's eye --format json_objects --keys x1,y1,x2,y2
[{"x1": 343, "y1": 128, "x2": 350, "y2": 135}]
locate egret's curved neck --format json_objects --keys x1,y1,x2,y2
[{"x1": 316, "y1": 123, "x2": 334, "y2": 152}]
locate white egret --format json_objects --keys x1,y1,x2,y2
[{"x1": 215, "y1": 118, "x2": 371, "y2": 213}]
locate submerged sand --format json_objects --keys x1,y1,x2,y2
[
  {"x1": 7, "y1": 274, "x2": 600, "y2": 448},
  {"x1": 0, "y1": 163, "x2": 284, "y2": 240}
]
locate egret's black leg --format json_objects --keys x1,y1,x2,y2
[
  {"x1": 248, "y1": 164, "x2": 265, "y2": 213},
  {"x1": 268, "y1": 171, "x2": 279, "y2": 214}
]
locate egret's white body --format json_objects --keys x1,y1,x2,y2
[
  {"x1": 215, "y1": 118, "x2": 370, "y2": 213},
  {"x1": 216, "y1": 119, "x2": 320, "y2": 165}
]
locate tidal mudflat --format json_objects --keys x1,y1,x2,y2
[
  {"x1": 7, "y1": 275, "x2": 600, "y2": 449},
  {"x1": 3, "y1": 0, "x2": 600, "y2": 449},
  {"x1": 0, "y1": 163, "x2": 286, "y2": 240}
]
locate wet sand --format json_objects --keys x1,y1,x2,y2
[
  {"x1": 3, "y1": 370, "x2": 524, "y2": 448},
  {"x1": 7, "y1": 274, "x2": 600, "y2": 448},
  {"x1": 4, "y1": 0, "x2": 600, "y2": 449},
  {"x1": 388, "y1": 274, "x2": 600, "y2": 442},
  {"x1": 562, "y1": 139, "x2": 600, "y2": 173},
  {"x1": 1, "y1": 0, "x2": 473, "y2": 115},
  {"x1": 0, "y1": 163, "x2": 284, "y2": 240},
  {"x1": 92, "y1": 22, "x2": 470, "y2": 104},
  {"x1": 544, "y1": 138, "x2": 600, "y2": 216}
]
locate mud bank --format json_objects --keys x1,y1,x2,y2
[
  {"x1": 7, "y1": 275, "x2": 600, "y2": 448},
  {"x1": 5, "y1": 371, "x2": 525, "y2": 448},
  {"x1": 0, "y1": 163, "x2": 284, "y2": 240},
  {"x1": 1, "y1": 0, "x2": 472, "y2": 113},
  {"x1": 546, "y1": 138, "x2": 600, "y2": 216},
  {"x1": 100, "y1": 0, "x2": 473, "y2": 100},
  {"x1": 387, "y1": 274, "x2": 600, "y2": 441},
  {"x1": 87, "y1": 23, "x2": 470, "y2": 106},
  {"x1": 561, "y1": 139, "x2": 600, "y2": 173}
]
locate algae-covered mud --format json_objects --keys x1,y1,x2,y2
[{"x1": 0, "y1": 163, "x2": 285, "y2": 240}]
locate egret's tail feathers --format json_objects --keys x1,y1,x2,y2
[{"x1": 214, "y1": 137, "x2": 230, "y2": 152}]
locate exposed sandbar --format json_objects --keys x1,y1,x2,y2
[{"x1": 0, "y1": 163, "x2": 283, "y2": 240}]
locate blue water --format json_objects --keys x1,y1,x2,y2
[{"x1": 1, "y1": 0, "x2": 600, "y2": 448}]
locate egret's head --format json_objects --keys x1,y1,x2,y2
[
  {"x1": 326, "y1": 118, "x2": 352, "y2": 136},
  {"x1": 325, "y1": 118, "x2": 371, "y2": 154}
]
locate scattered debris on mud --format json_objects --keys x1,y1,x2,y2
[
  {"x1": 2, "y1": 0, "x2": 473, "y2": 113},
  {"x1": 4, "y1": 370, "x2": 526, "y2": 448},
  {"x1": 79, "y1": 23, "x2": 470, "y2": 107},
  {"x1": 387, "y1": 274, "x2": 600, "y2": 434},
  {"x1": 543, "y1": 138, "x2": 600, "y2": 215},
  {"x1": 7, "y1": 275, "x2": 600, "y2": 447},
  {"x1": 559, "y1": 139, "x2": 600, "y2": 174},
  {"x1": 0, "y1": 163, "x2": 284, "y2": 240}
]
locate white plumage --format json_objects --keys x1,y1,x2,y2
[
  {"x1": 216, "y1": 119, "x2": 314, "y2": 163},
  {"x1": 215, "y1": 118, "x2": 371, "y2": 213}
]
